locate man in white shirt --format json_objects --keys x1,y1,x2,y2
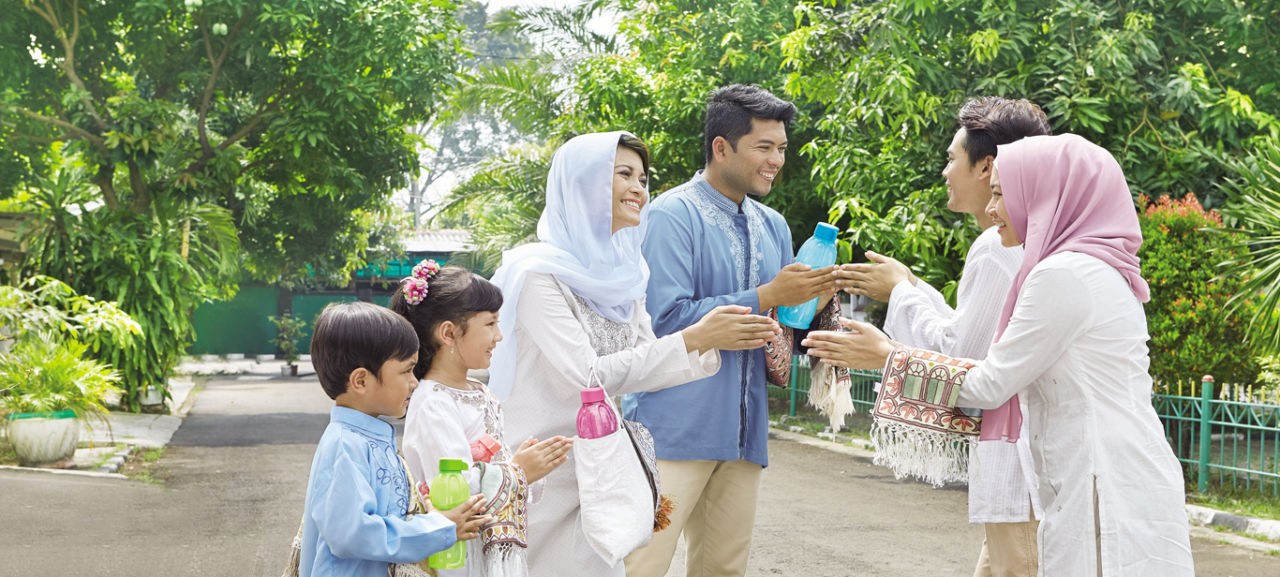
[{"x1": 839, "y1": 97, "x2": 1051, "y2": 577}]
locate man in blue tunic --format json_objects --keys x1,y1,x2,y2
[{"x1": 623, "y1": 85, "x2": 838, "y2": 577}]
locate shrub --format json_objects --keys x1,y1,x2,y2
[
  {"x1": 1139, "y1": 193, "x2": 1259, "y2": 387},
  {"x1": 269, "y1": 313, "x2": 308, "y2": 365},
  {"x1": 0, "y1": 335, "x2": 122, "y2": 432}
]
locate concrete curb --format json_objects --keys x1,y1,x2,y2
[
  {"x1": 0, "y1": 464, "x2": 128, "y2": 480},
  {"x1": 1186, "y1": 503, "x2": 1280, "y2": 542},
  {"x1": 94, "y1": 444, "x2": 134, "y2": 474},
  {"x1": 768, "y1": 424, "x2": 876, "y2": 460},
  {"x1": 767, "y1": 421, "x2": 1280, "y2": 548}
]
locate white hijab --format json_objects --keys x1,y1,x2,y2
[{"x1": 488, "y1": 131, "x2": 650, "y2": 401}]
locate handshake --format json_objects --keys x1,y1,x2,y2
[{"x1": 760, "y1": 250, "x2": 915, "y2": 309}]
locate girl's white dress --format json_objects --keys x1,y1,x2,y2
[{"x1": 403, "y1": 378, "x2": 539, "y2": 577}]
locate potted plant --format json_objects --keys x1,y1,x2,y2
[
  {"x1": 269, "y1": 312, "x2": 308, "y2": 377},
  {"x1": 0, "y1": 335, "x2": 121, "y2": 466}
]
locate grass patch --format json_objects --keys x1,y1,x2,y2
[
  {"x1": 122, "y1": 446, "x2": 166, "y2": 485},
  {"x1": 142, "y1": 447, "x2": 164, "y2": 463},
  {"x1": 1190, "y1": 487, "x2": 1280, "y2": 522}
]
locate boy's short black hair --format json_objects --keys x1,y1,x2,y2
[
  {"x1": 704, "y1": 84, "x2": 797, "y2": 165},
  {"x1": 957, "y1": 97, "x2": 1052, "y2": 166},
  {"x1": 310, "y1": 301, "x2": 420, "y2": 400}
]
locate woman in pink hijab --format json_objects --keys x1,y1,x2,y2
[{"x1": 804, "y1": 134, "x2": 1193, "y2": 576}]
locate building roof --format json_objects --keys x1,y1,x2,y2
[{"x1": 404, "y1": 228, "x2": 473, "y2": 254}]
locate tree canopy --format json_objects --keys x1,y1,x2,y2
[
  {"x1": 784, "y1": 0, "x2": 1279, "y2": 293},
  {"x1": 1, "y1": 0, "x2": 462, "y2": 405},
  {"x1": 2, "y1": 0, "x2": 462, "y2": 285}
]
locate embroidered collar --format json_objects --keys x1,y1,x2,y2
[
  {"x1": 691, "y1": 171, "x2": 747, "y2": 216},
  {"x1": 330, "y1": 406, "x2": 395, "y2": 441}
]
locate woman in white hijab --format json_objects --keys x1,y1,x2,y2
[{"x1": 489, "y1": 131, "x2": 778, "y2": 577}]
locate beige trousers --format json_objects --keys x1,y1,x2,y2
[
  {"x1": 624, "y1": 459, "x2": 764, "y2": 577},
  {"x1": 972, "y1": 518, "x2": 1040, "y2": 577}
]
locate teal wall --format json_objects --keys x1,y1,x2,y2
[
  {"x1": 191, "y1": 290, "x2": 394, "y2": 355},
  {"x1": 291, "y1": 294, "x2": 391, "y2": 355},
  {"x1": 190, "y1": 253, "x2": 460, "y2": 355},
  {"x1": 190, "y1": 286, "x2": 279, "y2": 355}
]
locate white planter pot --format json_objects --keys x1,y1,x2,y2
[
  {"x1": 6, "y1": 411, "x2": 80, "y2": 466},
  {"x1": 140, "y1": 386, "x2": 165, "y2": 406}
]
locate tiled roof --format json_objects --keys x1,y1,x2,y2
[{"x1": 404, "y1": 228, "x2": 473, "y2": 253}]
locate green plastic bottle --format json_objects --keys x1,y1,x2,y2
[{"x1": 428, "y1": 458, "x2": 469, "y2": 569}]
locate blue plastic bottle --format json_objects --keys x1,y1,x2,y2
[{"x1": 777, "y1": 222, "x2": 840, "y2": 329}]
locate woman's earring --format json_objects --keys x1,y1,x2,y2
[{"x1": 450, "y1": 347, "x2": 455, "y2": 355}]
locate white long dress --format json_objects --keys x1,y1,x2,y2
[
  {"x1": 955, "y1": 252, "x2": 1193, "y2": 577},
  {"x1": 403, "y1": 378, "x2": 538, "y2": 577},
  {"x1": 501, "y1": 272, "x2": 721, "y2": 577}
]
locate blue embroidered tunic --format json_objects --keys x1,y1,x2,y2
[
  {"x1": 301, "y1": 406, "x2": 457, "y2": 577},
  {"x1": 623, "y1": 172, "x2": 793, "y2": 467}
]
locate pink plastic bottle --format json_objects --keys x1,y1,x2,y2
[{"x1": 576, "y1": 387, "x2": 618, "y2": 439}]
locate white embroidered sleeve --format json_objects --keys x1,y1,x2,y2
[
  {"x1": 517, "y1": 273, "x2": 721, "y2": 399},
  {"x1": 883, "y1": 243, "x2": 1018, "y2": 360}
]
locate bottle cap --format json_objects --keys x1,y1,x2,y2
[
  {"x1": 470, "y1": 434, "x2": 502, "y2": 462},
  {"x1": 438, "y1": 458, "x2": 468, "y2": 472},
  {"x1": 814, "y1": 222, "x2": 839, "y2": 243},
  {"x1": 580, "y1": 387, "x2": 606, "y2": 403}
]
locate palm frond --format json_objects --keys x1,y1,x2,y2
[
  {"x1": 452, "y1": 58, "x2": 566, "y2": 139},
  {"x1": 1220, "y1": 136, "x2": 1280, "y2": 354},
  {"x1": 490, "y1": 0, "x2": 618, "y2": 56},
  {"x1": 431, "y1": 143, "x2": 555, "y2": 275}
]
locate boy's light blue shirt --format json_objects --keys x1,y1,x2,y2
[
  {"x1": 301, "y1": 406, "x2": 456, "y2": 577},
  {"x1": 623, "y1": 172, "x2": 794, "y2": 467}
]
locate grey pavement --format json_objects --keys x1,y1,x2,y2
[
  {"x1": 0, "y1": 357, "x2": 310, "y2": 476},
  {"x1": 0, "y1": 373, "x2": 326, "y2": 576},
  {"x1": 1, "y1": 361, "x2": 1278, "y2": 576}
]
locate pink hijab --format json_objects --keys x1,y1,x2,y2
[{"x1": 981, "y1": 134, "x2": 1149, "y2": 442}]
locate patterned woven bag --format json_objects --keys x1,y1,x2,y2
[
  {"x1": 764, "y1": 299, "x2": 854, "y2": 430},
  {"x1": 621, "y1": 418, "x2": 675, "y2": 531},
  {"x1": 870, "y1": 347, "x2": 981, "y2": 487}
]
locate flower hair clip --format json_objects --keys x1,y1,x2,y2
[
  {"x1": 402, "y1": 277, "x2": 429, "y2": 305},
  {"x1": 401, "y1": 259, "x2": 441, "y2": 306},
  {"x1": 412, "y1": 259, "x2": 441, "y2": 280}
]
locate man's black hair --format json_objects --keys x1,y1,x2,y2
[
  {"x1": 957, "y1": 97, "x2": 1052, "y2": 166},
  {"x1": 704, "y1": 84, "x2": 797, "y2": 165}
]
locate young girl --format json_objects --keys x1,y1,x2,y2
[{"x1": 393, "y1": 262, "x2": 572, "y2": 577}]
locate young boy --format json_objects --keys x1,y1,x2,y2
[{"x1": 301, "y1": 301, "x2": 489, "y2": 576}]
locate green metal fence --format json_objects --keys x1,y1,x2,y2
[
  {"x1": 1154, "y1": 376, "x2": 1280, "y2": 496},
  {"x1": 766, "y1": 355, "x2": 880, "y2": 416},
  {"x1": 771, "y1": 356, "x2": 1280, "y2": 496}
]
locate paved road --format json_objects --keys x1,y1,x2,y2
[{"x1": 2, "y1": 376, "x2": 1278, "y2": 576}]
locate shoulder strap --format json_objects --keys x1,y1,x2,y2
[{"x1": 397, "y1": 453, "x2": 428, "y2": 516}]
